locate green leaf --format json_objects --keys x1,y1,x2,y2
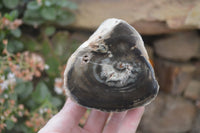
[
  {"x1": 46, "y1": 56, "x2": 60, "y2": 76},
  {"x1": 0, "y1": 31, "x2": 5, "y2": 41},
  {"x1": 44, "y1": 0, "x2": 57, "y2": 5},
  {"x1": 32, "y1": 82, "x2": 51, "y2": 104},
  {"x1": 15, "y1": 82, "x2": 33, "y2": 99},
  {"x1": 44, "y1": 26, "x2": 56, "y2": 36},
  {"x1": 4, "y1": 10, "x2": 19, "y2": 21},
  {"x1": 26, "y1": 99, "x2": 37, "y2": 109},
  {"x1": 56, "y1": 11, "x2": 75, "y2": 26},
  {"x1": 11, "y1": 28, "x2": 21, "y2": 38},
  {"x1": 14, "y1": 124, "x2": 30, "y2": 133},
  {"x1": 41, "y1": 41, "x2": 60, "y2": 76},
  {"x1": 51, "y1": 97, "x2": 62, "y2": 107},
  {"x1": 4, "y1": 13, "x2": 13, "y2": 21},
  {"x1": 21, "y1": 35, "x2": 40, "y2": 51},
  {"x1": 44, "y1": 0, "x2": 52, "y2": 6},
  {"x1": 24, "y1": 82, "x2": 34, "y2": 98},
  {"x1": 15, "y1": 83, "x2": 25, "y2": 94},
  {"x1": 6, "y1": 120, "x2": 14, "y2": 130},
  {"x1": 58, "y1": 0, "x2": 77, "y2": 10},
  {"x1": 27, "y1": 1, "x2": 41, "y2": 10},
  {"x1": 3, "y1": 0, "x2": 19, "y2": 9},
  {"x1": 41, "y1": 7, "x2": 57, "y2": 21},
  {"x1": 15, "y1": 78, "x2": 23, "y2": 84},
  {"x1": 23, "y1": 9, "x2": 44, "y2": 26},
  {"x1": 9, "y1": 10, "x2": 19, "y2": 20},
  {"x1": 7, "y1": 39, "x2": 24, "y2": 53},
  {"x1": 0, "y1": 3, "x2": 3, "y2": 9},
  {"x1": 9, "y1": 92, "x2": 18, "y2": 101}
]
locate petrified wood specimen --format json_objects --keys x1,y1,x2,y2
[{"x1": 64, "y1": 18, "x2": 159, "y2": 112}]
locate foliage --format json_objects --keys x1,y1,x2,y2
[
  {"x1": 0, "y1": 0, "x2": 79, "y2": 132},
  {"x1": 23, "y1": 0, "x2": 77, "y2": 27}
]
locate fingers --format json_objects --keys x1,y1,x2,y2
[
  {"x1": 39, "y1": 97, "x2": 144, "y2": 133},
  {"x1": 103, "y1": 111, "x2": 127, "y2": 133},
  {"x1": 118, "y1": 107, "x2": 145, "y2": 133},
  {"x1": 84, "y1": 110, "x2": 109, "y2": 133},
  {"x1": 60, "y1": 98, "x2": 87, "y2": 126},
  {"x1": 39, "y1": 98, "x2": 87, "y2": 133},
  {"x1": 84, "y1": 107, "x2": 144, "y2": 133}
]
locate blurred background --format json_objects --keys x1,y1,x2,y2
[{"x1": 0, "y1": 0, "x2": 200, "y2": 133}]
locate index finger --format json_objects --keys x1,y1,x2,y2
[{"x1": 38, "y1": 98, "x2": 87, "y2": 133}]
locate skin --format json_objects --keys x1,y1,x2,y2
[{"x1": 38, "y1": 98, "x2": 144, "y2": 133}]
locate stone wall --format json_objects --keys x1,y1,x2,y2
[
  {"x1": 70, "y1": 0, "x2": 200, "y2": 35},
  {"x1": 138, "y1": 31, "x2": 200, "y2": 133},
  {"x1": 68, "y1": 0, "x2": 200, "y2": 132}
]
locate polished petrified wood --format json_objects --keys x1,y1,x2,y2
[{"x1": 64, "y1": 18, "x2": 159, "y2": 112}]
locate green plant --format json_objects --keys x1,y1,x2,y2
[
  {"x1": 24, "y1": 0, "x2": 77, "y2": 27},
  {"x1": 0, "y1": 43, "x2": 62, "y2": 132},
  {"x1": 0, "y1": 0, "x2": 78, "y2": 132}
]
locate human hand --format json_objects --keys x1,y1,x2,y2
[{"x1": 38, "y1": 98, "x2": 144, "y2": 133}]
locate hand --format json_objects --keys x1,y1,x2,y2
[{"x1": 39, "y1": 98, "x2": 144, "y2": 133}]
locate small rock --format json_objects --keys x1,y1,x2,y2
[
  {"x1": 191, "y1": 111, "x2": 200, "y2": 133},
  {"x1": 195, "y1": 100, "x2": 200, "y2": 108},
  {"x1": 140, "y1": 93, "x2": 197, "y2": 133},
  {"x1": 154, "y1": 57, "x2": 195, "y2": 94},
  {"x1": 184, "y1": 80, "x2": 200, "y2": 100},
  {"x1": 154, "y1": 31, "x2": 200, "y2": 61},
  {"x1": 185, "y1": 3, "x2": 200, "y2": 28},
  {"x1": 193, "y1": 62, "x2": 200, "y2": 80}
]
